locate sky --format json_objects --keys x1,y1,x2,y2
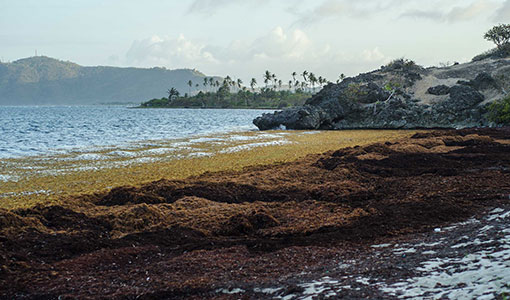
[{"x1": 1, "y1": 0, "x2": 509, "y2": 83}]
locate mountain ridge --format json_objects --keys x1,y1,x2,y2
[{"x1": 0, "y1": 56, "x2": 216, "y2": 105}]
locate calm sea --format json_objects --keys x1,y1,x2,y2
[{"x1": 0, "y1": 106, "x2": 272, "y2": 158}]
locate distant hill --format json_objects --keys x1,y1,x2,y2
[{"x1": 0, "y1": 56, "x2": 219, "y2": 105}]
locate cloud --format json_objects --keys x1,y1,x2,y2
[
  {"x1": 400, "y1": 0, "x2": 498, "y2": 22},
  {"x1": 293, "y1": 0, "x2": 500, "y2": 25},
  {"x1": 292, "y1": 0, "x2": 409, "y2": 25},
  {"x1": 187, "y1": 0, "x2": 271, "y2": 16},
  {"x1": 494, "y1": 0, "x2": 510, "y2": 21},
  {"x1": 124, "y1": 27, "x2": 389, "y2": 81},
  {"x1": 187, "y1": 0, "x2": 233, "y2": 15},
  {"x1": 126, "y1": 35, "x2": 217, "y2": 69},
  {"x1": 361, "y1": 47, "x2": 386, "y2": 63}
]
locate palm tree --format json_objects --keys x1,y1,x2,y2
[
  {"x1": 237, "y1": 78, "x2": 243, "y2": 91},
  {"x1": 271, "y1": 73, "x2": 277, "y2": 90},
  {"x1": 264, "y1": 70, "x2": 272, "y2": 88},
  {"x1": 203, "y1": 78, "x2": 208, "y2": 91},
  {"x1": 167, "y1": 87, "x2": 180, "y2": 101},
  {"x1": 302, "y1": 71, "x2": 309, "y2": 91},
  {"x1": 278, "y1": 79, "x2": 283, "y2": 91},
  {"x1": 215, "y1": 80, "x2": 220, "y2": 92},
  {"x1": 223, "y1": 75, "x2": 232, "y2": 88},
  {"x1": 288, "y1": 80, "x2": 293, "y2": 91},
  {"x1": 250, "y1": 78, "x2": 257, "y2": 92},
  {"x1": 291, "y1": 72, "x2": 297, "y2": 85},
  {"x1": 209, "y1": 78, "x2": 214, "y2": 91},
  {"x1": 308, "y1": 73, "x2": 317, "y2": 93},
  {"x1": 187, "y1": 80, "x2": 193, "y2": 96}
]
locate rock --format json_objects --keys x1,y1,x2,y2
[
  {"x1": 457, "y1": 72, "x2": 500, "y2": 91},
  {"x1": 470, "y1": 72, "x2": 500, "y2": 91},
  {"x1": 427, "y1": 85, "x2": 450, "y2": 95},
  {"x1": 253, "y1": 58, "x2": 510, "y2": 130},
  {"x1": 356, "y1": 82, "x2": 390, "y2": 104},
  {"x1": 447, "y1": 85, "x2": 484, "y2": 108}
]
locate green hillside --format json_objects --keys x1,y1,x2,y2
[{"x1": 0, "y1": 56, "x2": 216, "y2": 105}]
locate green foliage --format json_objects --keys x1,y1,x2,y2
[
  {"x1": 384, "y1": 82, "x2": 401, "y2": 92},
  {"x1": 472, "y1": 45, "x2": 510, "y2": 61},
  {"x1": 140, "y1": 98, "x2": 170, "y2": 108},
  {"x1": 383, "y1": 58, "x2": 418, "y2": 71},
  {"x1": 474, "y1": 24, "x2": 510, "y2": 61},
  {"x1": 139, "y1": 88, "x2": 311, "y2": 109},
  {"x1": 345, "y1": 83, "x2": 366, "y2": 102},
  {"x1": 488, "y1": 95, "x2": 510, "y2": 124},
  {"x1": 484, "y1": 24, "x2": 510, "y2": 48}
]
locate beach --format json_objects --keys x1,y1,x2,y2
[{"x1": 1, "y1": 127, "x2": 509, "y2": 299}]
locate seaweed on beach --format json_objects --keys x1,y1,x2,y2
[{"x1": 1, "y1": 128, "x2": 510, "y2": 298}]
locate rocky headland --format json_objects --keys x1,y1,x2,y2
[{"x1": 254, "y1": 57, "x2": 510, "y2": 130}]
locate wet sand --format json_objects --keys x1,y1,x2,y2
[{"x1": 1, "y1": 128, "x2": 509, "y2": 299}]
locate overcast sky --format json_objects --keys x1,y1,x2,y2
[{"x1": 1, "y1": 0, "x2": 509, "y2": 83}]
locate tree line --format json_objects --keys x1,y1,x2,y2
[{"x1": 140, "y1": 70, "x2": 347, "y2": 109}]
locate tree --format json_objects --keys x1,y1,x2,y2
[
  {"x1": 294, "y1": 80, "x2": 300, "y2": 91},
  {"x1": 187, "y1": 80, "x2": 193, "y2": 95},
  {"x1": 308, "y1": 73, "x2": 317, "y2": 92},
  {"x1": 264, "y1": 70, "x2": 272, "y2": 88},
  {"x1": 237, "y1": 78, "x2": 243, "y2": 91},
  {"x1": 167, "y1": 87, "x2": 180, "y2": 101},
  {"x1": 250, "y1": 78, "x2": 257, "y2": 92},
  {"x1": 302, "y1": 71, "x2": 309, "y2": 91},
  {"x1": 203, "y1": 78, "x2": 208, "y2": 91},
  {"x1": 209, "y1": 77, "x2": 215, "y2": 91},
  {"x1": 484, "y1": 24, "x2": 510, "y2": 49}
]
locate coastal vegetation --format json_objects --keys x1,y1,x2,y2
[
  {"x1": 473, "y1": 23, "x2": 510, "y2": 61},
  {"x1": 139, "y1": 70, "x2": 342, "y2": 109},
  {"x1": 488, "y1": 94, "x2": 510, "y2": 125}
]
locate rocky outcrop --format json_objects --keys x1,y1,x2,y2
[
  {"x1": 254, "y1": 58, "x2": 510, "y2": 130},
  {"x1": 427, "y1": 85, "x2": 450, "y2": 95}
]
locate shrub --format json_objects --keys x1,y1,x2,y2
[
  {"x1": 382, "y1": 58, "x2": 423, "y2": 74},
  {"x1": 472, "y1": 45, "x2": 510, "y2": 61},
  {"x1": 488, "y1": 95, "x2": 510, "y2": 124},
  {"x1": 474, "y1": 24, "x2": 510, "y2": 61},
  {"x1": 484, "y1": 24, "x2": 510, "y2": 49}
]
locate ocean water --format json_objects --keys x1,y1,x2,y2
[{"x1": 0, "y1": 106, "x2": 272, "y2": 158}]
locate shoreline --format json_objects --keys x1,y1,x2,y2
[
  {"x1": 0, "y1": 129, "x2": 413, "y2": 210},
  {"x1": 1, "y1": 127, "x2": 509, "y2": 298}
]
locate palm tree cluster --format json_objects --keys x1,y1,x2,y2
[{"x1": 181, "y1": 70, "x2": 348, "y2": 97}]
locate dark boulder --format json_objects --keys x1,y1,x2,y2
[
  {"x1": 427, "y1": 85, "x2": 450, "y2": 95},
  {"x1": 457, "y1": 72, "x2": 500, "y2": 91},
  {"x1": 471, "y1": 72, "x2": 500, "y2": 91},
  {"x1": 448, "y1": 85, "x2": 485, "y2": 108}
]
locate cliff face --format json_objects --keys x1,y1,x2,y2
[{"x1": 254, "y1": 58, "x2": 510, "y2": 130}]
